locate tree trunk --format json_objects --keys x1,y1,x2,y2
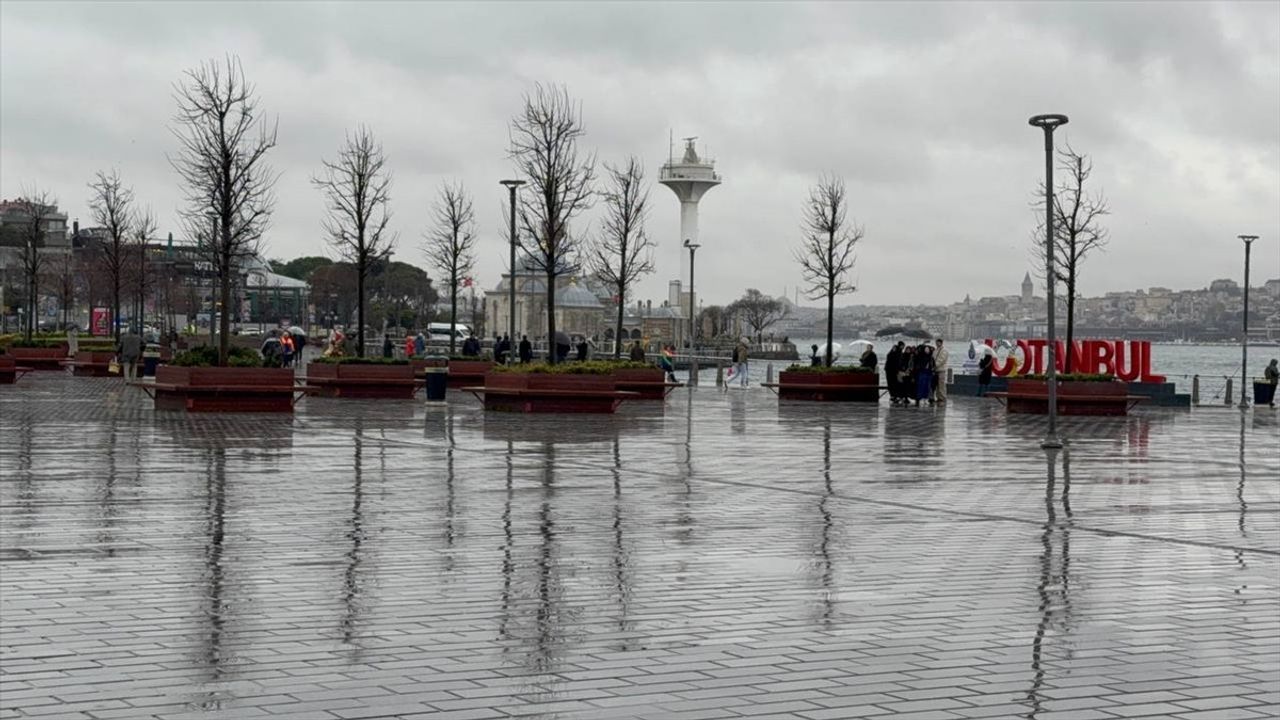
[
  {"x1": 546, "y1": 271, "x2": 557, "y2": 365},
  {"x1": 449, "y1": 281, "x2": 458, "y2": 355},
  {"x1": 112, "y1": 279, "x2": 121, "y2": 341},
  {"x1": 1065, "y1": 277, "x2": 1076, "y2": 373},
  {"x1": 825, "y1": 289, "x2": 835, "y2": 368},
  {"x1": 356, "y1": 263, "x2": 366, "y2": 358},
  {"x1": 218, "y1": 252, "x2": 231, "y2": 365},
  {"x1": 614, "y1": 283, "x2": 624, "y2": 359}
]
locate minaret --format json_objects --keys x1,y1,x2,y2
[
  {"x1": 660, "y1": 137, "x2": 721, "y2": 317},
  {"x1": 1021, "y1": 272, "x2": 1034, "y2": 304}
]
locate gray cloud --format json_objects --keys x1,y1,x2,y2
[{"x1": 2, "y1": 0, "x2": 1276, "y2": 308}]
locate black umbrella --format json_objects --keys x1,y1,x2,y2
[
  {"x1": 554, "y1": 330, "x2": 572, "y2": 347},
  {"x1": 903, "y1": 328, "x2": 934, "y2": 340},
  {"x1": 875, "y1": 326, "x2": 907, "y2": 337}
]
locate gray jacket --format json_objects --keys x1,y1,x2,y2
[{"x1": 117, "y1": 334, "x2": 143, "y2": 362}]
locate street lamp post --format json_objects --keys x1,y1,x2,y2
[
  {"x1": 1239, "y1": 234, "x2": 1257, "y2": 408},
  {"x1": 500, "y1": 179, "x2": 525, "y2": 364},
  {"x1": 1029, "y1": 113, "x2": 1068, "y2": 449},
  {"x1": 683, "y1": 238, "x2": 700, "y2": 352}
]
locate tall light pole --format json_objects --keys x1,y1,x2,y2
[
  {"x1": 683, "y1": 238, "x2": 700, "y2": 352},
  {"x1": 500, "y1": 179, "x2": 524, "y2": 363},
  {"x1": 1029, "y1": 113, "x2": 1068, "y2": 449},
  {"x1": 1239, "y1": 234, "x2": 1257, "y2": 408}
]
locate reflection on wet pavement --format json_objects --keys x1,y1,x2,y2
[{"x1": 1, "y1": 374, "x2": 1278, "y2": 719}]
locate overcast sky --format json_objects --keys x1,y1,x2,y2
[{"x1": 2, "y1": 1, "x2": 1277, "y2": 307}]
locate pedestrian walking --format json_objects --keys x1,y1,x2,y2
[
  {"x1": 496, "y1": 334, "x2": 510, "y2": 364},
  {"x1": 575, "y1": 337, "x2": 589, "y2": 361},
  {"x1": 116, "y1": 329, "x2": 143, "y2": 382},
  {"x1": 735, "y1": 339, "x2": 750, "y2": 388},
  {"x1": 932, "y1": 338, "x2": 948, "y2": 403},
  {"x1": 519, "y1": 335, "x2": 533, "y2": 364},
  {"x1": 404, "y1": 333, "x2": 415, "y2": 359},
  {"x1": 659, "y1": 345, "x2": 677, "y2": 383},
  {"x1": 414, "y1": 331, "x2": 427, "y2": 357},
  {"x1": 382, "y1": 334, "x2": 393, "y2": 358},
  {"x1": 629, "y1": 340, "x2": 646, "y2": 362},
  {"x1": 261, "y1": 331, "x2": 283, "y2": 368},
  {"x1": 977, "y1": 352, "x2": 994, "y2": 397},
  {"x1": 281, "y1": 332, "x2": 296, "y2": 367}
]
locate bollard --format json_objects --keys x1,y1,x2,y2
[
  {"x1": 1191, "y1": 375, "x2": 1200, "y2": 405},
  {"x1": 689, "y1": 358, "x2": 699, "y2": 387},
  {"x1": 947, "y1": 368, "x2": 954, "y2": 384},
  {"x1": 766, "y1": 362, "x2": 774, "y2": 385},
  {"x1": 715, "y1": 363, "x2": 724, "y2": 387},
  {"x1": 1224, "y1": 378, "x2": 1233, "y2": 406}
]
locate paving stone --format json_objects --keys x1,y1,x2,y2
[{"x1": 0, "y1": 376, "x2": 1277, "y2": 720}]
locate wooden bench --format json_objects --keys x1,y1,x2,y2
[
  {"x1": 140, "y1": 382, "x2": 314, "y2": 411},
  {"x1": 613, "y1": 380, "x2": 683, "y2": 400},
  {"x1": 988, "y1": 391, "x2": 1146, "y2": 416},
  {"x1": 762, "y1": 382, "x2": 889, "y2": 402},
  {"x1": 462, "y1": 386, "x2": 639, "y2": 413},
  {"x1": 307, "y1": 375, "x2": 418, "y2": 399},
  {"x1": 0, "y1": 365, "x2": 34, "y2": 384}
]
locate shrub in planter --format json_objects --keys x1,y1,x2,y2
[
  {"x1": 778, "y1": 364, "x2": 879, "y2": 401},
  {"x1": 170, "y1": 346, "x2": 264, "y2": 368},
  {"x1": 306, "y1": 356, "x2": 416, "y2": 399},
  {"x1": 481, "y1": 361, "x2": 625, "y2": 413},
  {"x1": 1006, "y1": 373, "x2": 1130, "y2": 416}
]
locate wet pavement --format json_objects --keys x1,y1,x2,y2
[{"x1": 1, "y1": 373, "x2": 1278, "y2": 720}]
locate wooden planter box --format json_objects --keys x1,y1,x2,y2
[
  {"x1": 64, "y1": 351, "x2": 117, "y2": 376},
  {"x1": 153, "y1": 366, "x2": 297, "y2": 412},
  {"x1": 477, "y1": 372, "x2": 627, "y2": 413},
  {"x1": 0, "y1": 356, "x2": 18, "y2": 384},
  {"x1": 777, "y1": 370, "x2": 880, "y2": 402},
  {"x1": 1005, "y1": 378, "x2": 1132, "y2": 416},
  {"x1": 612, "y1": 366, "x2": 674, "y2": 400},
  {"x1": 306, "y1": 362, "x2": 416, "y2": 399},
  {"x1": 7, "y1": 345, "x2": 68, "y2": 371},
  {"x1": 447, "y1": 360, "x2": 494, "y2": 389}
]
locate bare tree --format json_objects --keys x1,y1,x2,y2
[
  {"x1": 130, "y1": 207, "x2": 157, "y2": 334},
  {"x1": 795, "y1": 175, "x2": 863, "y2": 367},
  {"x1": 312, "y1": 126, "x2": 395, "y2": 357},
  {"x1": 1030, "y1": 144, "x2": 1109, "y2": 372},
  {"x1": 509, "y1": 84, "x2": 596, "y2": 363},
  {"x1": 728, "y1": 288, "x2": 786, "y2": 340},
  {"x1": 87, "y1": 171, "x2": 135, "y2": 340},
  {"x1": 587, "y1": 157, "x2": 654, "y2": 358},
  {"x1": 171, "y1": 55, "x2": 278, "y2": 365},
  {"x1": 423, "y1": 181, "x2": 476, "y2": 354},
  {"x1": 9, "y1": 189, "x2": 57, "y2": 341}
]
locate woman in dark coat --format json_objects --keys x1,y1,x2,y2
[
  {"x1": 884, "y1": 344, "x2": 900, "y2": 404},
  {"x1": 912, "y1": 344, "x2": 935, "y2": 406}
]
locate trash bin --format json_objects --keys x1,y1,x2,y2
[
  {"x1": 424, "y1": 356, "x2": 448, "y2": 401},
  {"x1": 1254, "y1": 381, "x2": 1277, "y2": 406},
  {"x1": 142, "y1": 344, "x2": 162, "y2": 378}
]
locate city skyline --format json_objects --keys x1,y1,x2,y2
[{"x1": 2, "y1": 1, "x2": 1277, "y2": 307}]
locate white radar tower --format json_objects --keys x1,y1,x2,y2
[{"x1": 659, "y1": 136, "x2": 721, "y2": 317}]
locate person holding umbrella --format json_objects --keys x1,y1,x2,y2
[{"x1": 287, "y1": 325, "x2": 308, "y2": 362}]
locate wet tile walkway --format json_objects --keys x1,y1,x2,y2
[{"x1": 1, "y1": 373, "x2": 1278, "y2": 719}]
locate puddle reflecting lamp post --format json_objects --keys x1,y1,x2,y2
[
  {"x1": 1029, "y1": 114, "x2": 1068, "y2": 449},
  {"x1": 1239, "y1": 234, "x2": 1257, "y2": 408},
  {"x1": 500, "y1": 179, "x2": 525, "y2": 363}
]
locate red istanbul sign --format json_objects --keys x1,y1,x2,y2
[{"x1": 984, "y1": 338, "x2": 1166, "y2": 383}]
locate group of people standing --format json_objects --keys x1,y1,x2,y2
[
  {"x1": 884, "y1": 338, "x2": 949, "y2": 406},
  {"x1": 260, "y1": 329, "x2": 304, "y2": 368},
  {"x1": 493, "y1": 334, "x2": 533, "y2": 364}
]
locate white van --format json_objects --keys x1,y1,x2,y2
[{"x1": 426, "y1": 322, "x2": 470, "y2": 342}]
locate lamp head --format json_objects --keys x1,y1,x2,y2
[
  {"x1": 499, "y1": 179, "x2": 525, "y2": 189},
  {"x1": 1028, "y1": 114, "x2": 1069, "y2": 130},
  {"x1": 1238, "y1": 234, "x2": 1258, "y2": 245},
  {"x1": 683, "y1": 238, "x2": 701, "y2": 250}
]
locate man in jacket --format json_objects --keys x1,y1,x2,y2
[
  {"x1": 933, "y1": 338, "x2": 949, "y2": 403},
  {"x1": 518, "y1": 335, "x2": 533, "y2": 363},
  {"x1": 117, "y1": 329, "x2": 143, "y2": 382}
]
